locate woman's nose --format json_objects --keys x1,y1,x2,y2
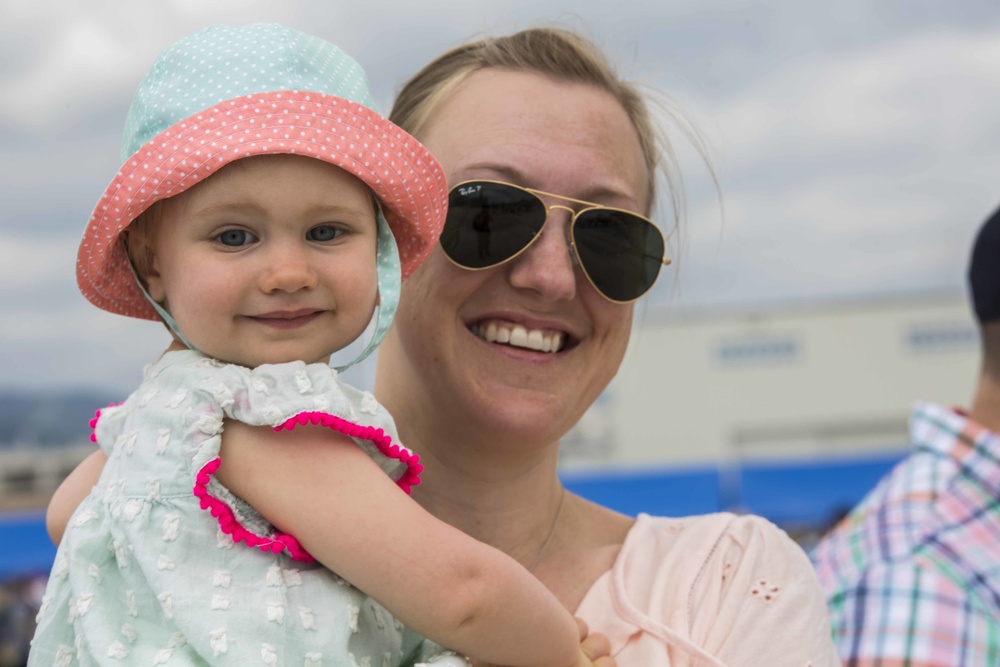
[
  {"x1": 506, "y1": 206, "x2": 578, "y2": 302},
  {"x1": 257, "y1": 243, "x2": 319, "y2": 293}
]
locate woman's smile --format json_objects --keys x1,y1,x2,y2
[{"x1": 468, "y1": 319, "x2": 568, "y2": 353}]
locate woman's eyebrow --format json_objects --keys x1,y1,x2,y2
[{"x1": 461, "y1": 162, "x2": 638, "y2": 205}]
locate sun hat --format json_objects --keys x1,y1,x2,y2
[
  {"x1": 77, "y1": 23, "x2": 446, "y2": 332},
  {"x1": 969, "y1": 203, "x2": 1000, "y2": 324}
]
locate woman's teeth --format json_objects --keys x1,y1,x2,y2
[{"x1": 472, "y1": 321, "x2": 563, "y2": 353}]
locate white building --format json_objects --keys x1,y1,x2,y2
[
  {"x1": 563, "y1": 292, "x2": 979, "y2": 469},
  {"x1": 558, "y1": 292, "x2": 979, "y2": 527}
]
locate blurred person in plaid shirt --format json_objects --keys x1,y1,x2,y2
[{"x1": 812, "y1": 204, "x2": 1000, "y2": 666}]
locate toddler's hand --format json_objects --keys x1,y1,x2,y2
[
  {"x1": 575, "y1": 618, "x2": 615, "y2": 667},
  {"x1": 464, "y1": 618, "x2": 616, "y2": 667}
]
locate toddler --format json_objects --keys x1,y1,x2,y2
[{"x1": 29, "y1": 23, "x2": 611, "y2": 667}]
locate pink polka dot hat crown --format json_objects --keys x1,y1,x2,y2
[{"x1": 77, "y1": 23, "x2": 447, "y2": 321}]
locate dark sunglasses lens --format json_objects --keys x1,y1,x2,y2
[
  {"x1": 441, "y1": 182, "x2": 546, "y2": 269},
  {"x1": 574, "y1": 210, "x2": 665, "y2": 302}
]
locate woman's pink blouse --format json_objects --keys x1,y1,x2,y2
[{"x1": 575, "y1": 513, "x2": 841, "y2": 666}]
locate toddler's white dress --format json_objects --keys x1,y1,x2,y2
[{"x1": 30, "y1": 350, "x2": 459, "y2": 666}]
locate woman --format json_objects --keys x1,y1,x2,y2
[
  {"x1": 375, "y1": 28, "x2": 839, "y2": 665},
  {"x1": 49, "y1": 27, "x2": 838, "y2": 666}
]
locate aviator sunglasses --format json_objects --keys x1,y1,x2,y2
[{"x1": 441, "y1": 180, "x2": 672, "y2": 303}]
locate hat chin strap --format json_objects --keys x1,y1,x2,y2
[
  {"x1": 336, "y1": 208, "x2": 399, "y2": 372},
  {"x1": 128, "y1": 259, "x2": 200, "y2": 353},
  {"x1": 131, "y1": 208, "x2": 400, "y2": 374}
]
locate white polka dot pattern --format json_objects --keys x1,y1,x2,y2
[{"x1": 77, "y1": 23, "x2": 446, "y2": 321}]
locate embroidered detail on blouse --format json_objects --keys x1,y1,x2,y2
[
  {"x1": 69, "y1": 594, "x2": 94, "y2": 621},
  {"x1": 267, "y1": 603, "x2": 285, "y2": 624},
  {"x1": 213, "y1": 570, "x2": 231, "y2": 588},
  {"x1": 126, "y1": 590, "x2": 137, "y2": 617},
  {"x1": 207, "y1": 382, "x2": 234, "y2": 408},
  {"x1": 209, "y1": 628, "x2": 228, "y2": 656},
  {"x1": 52, "y1": 553, "x2": 68, "y2": 579},
  {"x1": 162, "y1": 514, "x2": 180, "y2": 541},
  {"x1": 750, "y1": 579, "x2": 780, "y2": 602},
  {"x1": 122, "y1": 431, "x2": 138, "y2": 455},
  {"x1": 283, "y1": 569, "x2": 303, "y2": 587},
  {"x1": 54, "y1": 645, "x2": 74, "y2": 666},
  {"x1": 157, "y1": 592, "x2": 173, "y2": 619},
  {"x1": 348, "y1": 603, "x2": 360, "y2": 633},
  {"x1": 360, "y1": 391, "x2": 379, "y2": 415},
  {"x1": 107, "y1": 640, "x2": 128, "y2": 659},
  {"x1": 251, "y1": 377, "x2": 271, "y2": 395},
  {"x1": 156, "y1": 428, "x2": 170, "y2": 454},
  {"x1": 299, "y1": 607, "x2": 318, "y2": 631},
  {"x1": 74, "y1": 508, "x2": 97, "y2": 528},
  {"x1": 166, "y1": 388, "x2": 188, "y2": 408},
  {"x1": 295, "y1": 369, "x2": 313, "y2": 393}
]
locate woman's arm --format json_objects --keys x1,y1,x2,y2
[
  {"x1": 218, "y1": 420, "x2": 596, "y2": 667},
  {"x1": 46, "y1": 449, "x2": 107, "y2": 544}
]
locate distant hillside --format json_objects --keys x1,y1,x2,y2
[{"x1": 0, "y1": 389, "x2": 122, "y2": 448}]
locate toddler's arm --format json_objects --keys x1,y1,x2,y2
[
  {"x1": 218, "y1": 419, "x2": 592, "y2": 667},
  {"x1": 46, "y1": 449, "x2": 107, "y2": 544}
]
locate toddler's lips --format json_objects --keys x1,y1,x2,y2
[{"x1": 246, "y1": 310, "x2": 324, "y2": 329}]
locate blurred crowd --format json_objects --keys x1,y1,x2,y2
[{"x1": 0, "y1": 574, "x2": 44, "y2": 667}]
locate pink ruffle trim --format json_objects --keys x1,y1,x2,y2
[
  {"x1": 88, "y1": 403, "x2": 121, "y2": 443},
  {"x1": 273, "y1": 411, "x2": 424, "y2": 493},
  {"x1": 194, "y1": 457, "x2": 314, "y2": 562},
  {"x1": 192, "y1": 411, "x2": 423, "y2": 563}
]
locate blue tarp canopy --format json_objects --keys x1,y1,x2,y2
[
  {"x1": 0, "y1": 511, "x2": 55, "y2": 581},
  {"x1": 1, "y1": 452, "x2": 906, "y2": 581}
]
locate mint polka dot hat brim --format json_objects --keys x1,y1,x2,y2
[{"x1": 77, "y1": 23, "x2": 446, "y2": 321}]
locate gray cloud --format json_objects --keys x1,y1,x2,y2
[{"x1": 2, "y1": 0, "x2": 999, "y2": 390}]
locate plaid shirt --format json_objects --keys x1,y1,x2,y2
[{"x1": 812, "y1": 402, "x2": 1000, "y2": 667}]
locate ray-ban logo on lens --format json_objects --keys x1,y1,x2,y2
[{"x1": 457, "y1": 184, "x2": 482, "y2": 197}]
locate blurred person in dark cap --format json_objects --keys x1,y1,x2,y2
[{"x1": 813, "y1": 205, "x2": 1000, "y2": 666}]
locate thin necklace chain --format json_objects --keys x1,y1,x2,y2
[{"x1": 528, "y1": 487, "x2": 567, "y2": 573}]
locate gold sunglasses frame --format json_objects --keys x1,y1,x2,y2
[{"x1": 442, "y1": 179, "x2": 672, "y2": 304}]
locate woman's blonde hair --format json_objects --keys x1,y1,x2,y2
[{"x1": 390, "y1": 27, "x2": 713, "y2": 227}]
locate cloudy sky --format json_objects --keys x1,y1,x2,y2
[{"x1": 3, "y1": 0, "x2": 1000, "y2": 394}]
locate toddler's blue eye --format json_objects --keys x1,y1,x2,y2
[
  {"x1": 217, "y1": 229, "x2": 255, "y2": 247},
  {"x1": 308, "y1": 225, "x2": 342, "y2": 242}
]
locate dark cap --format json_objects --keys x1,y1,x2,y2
[{"x1": 969, "y1": 205, "x2": 1000, "y2": 324}]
